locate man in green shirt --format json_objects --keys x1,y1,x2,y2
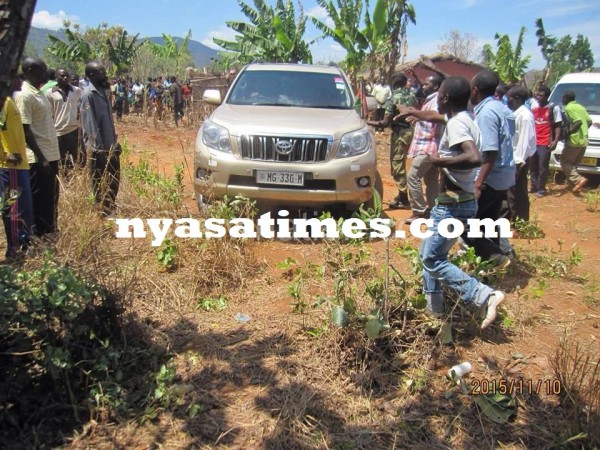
[
  {"x1": 367, "y1": 74, "x2": 417, "y2": 209},
  {"x1": 561, "y1": 90, "x2": 592, "y2": 193}
]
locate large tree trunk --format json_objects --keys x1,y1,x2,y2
[{"x1": 0, "y1": 0, "x2": 37, "y2": 112}]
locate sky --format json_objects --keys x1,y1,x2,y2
[{"x1": 32, "y1": 0, "x2": 600, "y2": 70}]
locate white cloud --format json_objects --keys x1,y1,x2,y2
[
  {"x1": 201, "y1": 26, "x2": 238, "y2": 50},
  {"x1": 329, "y1": 43, "x2": 344, "y2": 53},
  {"x1": 542, "y1": 3, "x2": 597, "y2": 17},
  {"x1": 306, "y1": 5, "x2": 334, "y2": 28},
  {"x1": 306, "y1": 5, "x2": 328, "y2": 19},
  {"x1": 32, "y1": 10, "x2": 79, "y2": 30}
]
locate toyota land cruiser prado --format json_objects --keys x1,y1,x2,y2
[{"x1": 194, "y1": 63, "x2": 380, "y2": 213}]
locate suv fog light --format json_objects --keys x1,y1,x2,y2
[
  {"x1": 196, "y1": 168, "x2": 210, "y2": 181},
  {"x1": 357, "y1": 176, "x2": 370, "y2": 187}
]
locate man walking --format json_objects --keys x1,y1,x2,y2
[
  {"x1": 420, "y1": 76, "x2": 505, "y2": 329},
  {"x1": 367, "y1": 74, "x2": 417, "y2": 209},
  {"x1": 561, "y1": 90, "x2": 591, "y2": 193},
  {"x1": 506, "y1": 86, "x2": 536, "y2": 222},
  {"x1": 80, "y1": 61, "x2": 121, "y2": 216},
  {"x1": 461, "y1": 70, "x2": 515, "y2": 265},
  {"x1": 46, "y1": 68, "x2": 83, "y2": 169},
  {"x1": 15, "y1": 58, "x2": 61, "y2": 237},
  {"x1": 530, "y1": 85, "x2": 562, "y2": 197},
  {"x1": 169, "y1": 76, "x2": 184, "y2": 127}
]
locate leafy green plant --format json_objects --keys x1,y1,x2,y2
[
  {"x1": 207, "y1": 194, "x2": 258, "y2": 222},
  {"x1": 156, "y1": 238, "x2": 178, "y2": 271},
  {"x1": 583, "y1": 191, "x2": 600, "y2": 214},
  {"x1": 514, "y1": 217, "x2": 545, "y2": 239},
  {"x1": 197, "y1": 295, "x2": 228, "y2": 312},
  {"x1": 124, "y1": 159, "x2": 184, "y2": 209}
]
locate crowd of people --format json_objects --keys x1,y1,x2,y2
[
  {"x1": 0, "y1": 58, "x2": 198, "y2": 263},
  {"x1": 366, "y1": 68, "x2": 595, "y2": 327}
]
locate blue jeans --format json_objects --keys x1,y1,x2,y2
[{"x1": 420, "y1": 200, "x2": 493, "y2": 314}]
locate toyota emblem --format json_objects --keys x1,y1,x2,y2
[{"x1": 275, "y1": 139, "x2": 293, "y2": 155}]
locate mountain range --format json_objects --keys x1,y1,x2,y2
[{"x1": 26, "y1": 26, "x2": 219, "y2": 68}]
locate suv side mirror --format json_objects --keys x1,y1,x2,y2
[{"x1": 203, "y1": 89, "x2": 222, "y2": 105}]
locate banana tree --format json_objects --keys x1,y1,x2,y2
[
  {"x1": 106, "y1": 30, "x2": 142, "y2": 76},
  {"x1": 361, "y1": 0, "x2": 416, "y2": 82},
  {"x1": 146, "y1": 30, "x2": 192, "y2": 75},
  {"x1": 483, "y1": 26, "x2": 531, "y2": 84},
  {"x1": 213, "y1": 0, "x2": 312, "y2": 64},
  {"x1": 311, "y1": 0, "x2": 368, "y2": 84},
  {"x1": 535, "y1": 18, "x2": 556, "y2": 84}
]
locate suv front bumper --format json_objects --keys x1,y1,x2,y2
[{"x1": 194, "y1": 142, "x2": 378, "y2": 209}]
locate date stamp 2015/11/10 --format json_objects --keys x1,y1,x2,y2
[{"x1": 469, "y1": 378, "x2": 562, "y2": 396}]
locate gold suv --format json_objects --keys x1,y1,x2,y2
[{"x1": 194, "y1": 63, "x2": 380, "y2": 212}]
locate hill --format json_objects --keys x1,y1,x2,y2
[
  {"x1": 146, "y1": 36, "x2": 218, "y2": 68},
  {"x1": 26, "y1": 26, "x2": 219, "y2": 68}
]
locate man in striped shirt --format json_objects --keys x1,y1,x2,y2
[{"x1": 397, "y1": 74, "x2": 445, "y2": 223}]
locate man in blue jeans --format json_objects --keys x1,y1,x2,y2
[{"x1": 420, "y1": 76, "x2": 505, "y2": 329}]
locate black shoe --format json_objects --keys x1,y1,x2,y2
[{"x1": 388, "y1": 200, "x2": 410, "y2": 210}]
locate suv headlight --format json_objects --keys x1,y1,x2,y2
[
  {"x1": 336, "y1": 127, "x2": 372, "y2": 158},
  {"x1": 202, "y1": 120, "x2": 232, "y2": 153}
]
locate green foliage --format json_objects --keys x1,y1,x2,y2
[
  {"x1": 156, "y1": 239, "x2": 178, "y2": 271},
  {"x1": 207, "y1": 195, "x2": 258, "y2": 222},
  {"x1": 514, "y1": 217, "x2": 545, "y2": 239},
  {"x1": 0, "y1": 256, "x2": 117, "y2": 412},
  {"x1": 583, "y1": 191, "x2": 600, "y2": 215},
  {"x1": 483, "y1": 26, "x2": 531, "y2": 83},
  {"x1": 124, "y1": 160, "x2": 184, "y2": 210},
  {"x1": 214, "y1": 0, "x2": 312, "y2": 64},
  {"x1": 311, "y1": 0, "x2": 415, "y2": 83},
  {"x1": 535, "y1": 18, "x2": 594, "y2": 87},
  {"x1": 520, "y1": 243, "x2": 582, "y2": 279},
  {"x1": 145, "y1": 30, "x2": 193, "y2": 75},
  {"x1": 47, "y1": 24, "x2": 142, "y2": 76},
  {"x1": 197, "y1": 295, "x2": 228, "y2": 312}
]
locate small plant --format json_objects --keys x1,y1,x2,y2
[
  {"x1": 156, "y1": 239, "x2": 178, "y2": 271},
  {"x1": 584, "y1": 277, "x2": 599, "y2": 307},
  {"x1": 207, "y1": 194, "x2": 257, "y2": 222},
  {"x1": 514, "y1": 216, "x2": 545, "y2": 239},
  {"x1": 583, "y1": 191, "x2": 600, "y2": 214},
  {"x1": 197, "y1": 295, "x2": 228, "y2": 312}
]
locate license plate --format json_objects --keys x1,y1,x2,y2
[
  {"x1": 256, "y1": 170, "x2": 304, "y2": 186},
  {"x1": 580, "y1": 157, "x2": 597, "y2": 166}
]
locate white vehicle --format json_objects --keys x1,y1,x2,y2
[{"x1": 549, "y1": 73, "x2": 600, "y2": 177}]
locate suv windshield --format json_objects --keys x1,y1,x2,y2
[
  {"x1": 549, "y1": 82, "x2": 600, "y2": 115},
  {"x1": 228, "y1": 70, "x2": 354, "y2": 109}
]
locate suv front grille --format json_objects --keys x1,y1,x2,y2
[{"x1": 239, "y1": 135, "x2": 330, "y2": 163}]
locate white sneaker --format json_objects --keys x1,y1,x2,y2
[{"x1": 481, "y1": 291, "x2": 506, "y2": 329}]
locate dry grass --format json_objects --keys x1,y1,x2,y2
[
  {"x1": 4, "y1": 151, "x2": 600, "y2": 449},
  {"x1": 551, "y1": 331, "x2": 600, "y2": 447}
]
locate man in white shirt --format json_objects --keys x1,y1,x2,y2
[
  {"x1": 46, "y1": 68, "x2": 83, "y2": 169},
  {"x1": 15, "y1": 58, "x2": 61, "y2": 236},
  {"x1": 506, "y1": 86, "x2": 536, "y2": 222}
]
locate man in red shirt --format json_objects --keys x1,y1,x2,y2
[{"x1": 530, "y1": 85, "x2": 562, "y2": 197}]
